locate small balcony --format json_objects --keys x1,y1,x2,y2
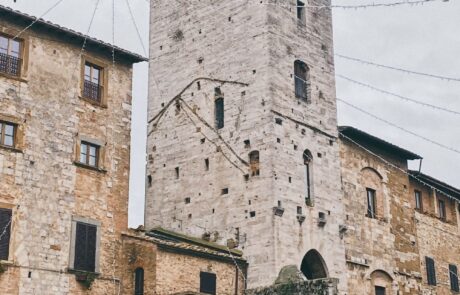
[
  {"x1": 0, "y1": 52, "x2": 22, "y2": 77},
  {"x1": 83, "y1": 80, "x2": 102, "y2": 103}
]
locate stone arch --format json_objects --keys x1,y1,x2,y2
[
  {"x1": 300, "y1": 249, "x2": 328, "y2": 280},
  {"x1": 370, "y1": 270, "x2": 393, "y2": 294}
]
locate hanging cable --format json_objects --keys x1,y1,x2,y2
[
  {"x1": 13, "y1": 0, "x2": 67, "y2": 40},
  {"x1": 337, "y1": 98, "x2": 460, "y2": 155},
  {"x1": 336, "y1": 74, "x2": 460, "y2": 116},
  {"x1": 336, "y1": 54, "x2": 460, "y2": 83},
  {"x1": 125, "y1": 0, "x2": 148, "y2": 57},
  {"x1": 262, "y1": 0, "x2": 443, "y2": 10}
]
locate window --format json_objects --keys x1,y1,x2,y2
[
  {"x1": 0, "y1": 208, "x2": 12, "y2": 261},
  {"x1": 74, "y1": 222, "x2": 97, "y2": 272},
  {"x1": 0, "y1": 121, "x2": 16, "y2": 147},
  {"x1": 215, "y1": 97, "x2": 224, "y2": 129},
  {"x1": 303, "y1": 150, "x2": 312, "y2": 202},
  {"x1": 426, "y1": 256, "x2": 436, "y2": 286},
  {"x1": 0, "y1": 35, "x2": 22, "y2": 77},
  {"x1": 200, "y1": 271, "x2": 216, "y2": 295},
  {"x1": 80, "y1": 141, "x2": 100, "y2": 167},
  {"x1": 366, "y1": 188, "x2": 377, "y2": 219},
  {"x1": 414, "y1": 190, "x2": 423, "y2": 211},
  {"x1": 450, "y1": 264, "x2": 459, "y2": 292},
  {"x1": 83, "y1": 62, "x2": 103, "y2": 102},
  {"x1": 438, "y1": 199, "x2": 446, "y2": 220},
  {"x1": 297, "y1": 0, "x2": 306, "y2": 23},
  {"x1": 134, "y1": 267, "x2": 145, "y2": 295},
  {"x1": 294, "y1": 60, "x2": 309, "y2": 100},
  {"x1": 375, "y1": 286, "x2": 386, "y2": 295},
  {"x1": 249, "y1": 150, "x2": 260, "y2": 176}
]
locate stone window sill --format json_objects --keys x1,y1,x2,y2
[
  {"x1": 73, "y1": 161, "x2": 107, "y2": 173},
  {"x1": 79, "y1": 96, "x2": 107, "y2": 109},
  {"x1": 0, "y1": 144, "x2": 23, "y2": 153},
  {"x1": 0, "y1": 72, "x2": 28, "y2": 83}
]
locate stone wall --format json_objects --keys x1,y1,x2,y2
[
  {"x1": 0, "y1": 17, "x2": 135, "y2": 294},
  {"x1": 146, "y1": 0, "x2": 347, "y2": 290},
  {"x1": 246, "y1": 278, "x2": 338, "y2": 295}
]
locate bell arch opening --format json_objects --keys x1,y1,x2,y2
[{"x1": 300, "y1": 249, "x2": 328, "y2": 280}]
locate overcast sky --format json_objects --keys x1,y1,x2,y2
[{"x1": 4, "y1": 0, "x2": 459, "y2": 227}]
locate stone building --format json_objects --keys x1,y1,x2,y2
[
  {"x1": 339, "y1": 126, "x2": 460, "y2": 295},
  {"x1": 0, "y1": 5, "x2": 146, "y2": 294},
  {"x1": 146, "y1": 0, "x2": 347, "y2": 291}
]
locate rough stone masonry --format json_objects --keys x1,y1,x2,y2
[{"x1": 146, "y1": 0, "x2": 348, "y2": 290}]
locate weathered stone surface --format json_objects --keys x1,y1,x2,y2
[{"x1": 246, "y1": 278, "x2": 338, "y2": 295}]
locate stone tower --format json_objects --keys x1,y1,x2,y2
[{"x1": 146, "y1": 0, "x2": 347, "y2": 290}]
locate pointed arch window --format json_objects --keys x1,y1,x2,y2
[{"x1": 134, "y1": 267, "x2": 144, "y2": 295}]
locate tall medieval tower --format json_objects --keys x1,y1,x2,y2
[{"x1": 146, "y1": 0, "x2": 347, "y2": 290}]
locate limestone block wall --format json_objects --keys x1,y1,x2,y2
[
  {"x1": 340, "y1": 139, "x2": 423, "y2": 294},
  {"x1": 146, "y1": 0, "x2": 347, "y2": 289},
  {"x1": 0, "y1": 19, "x2": 134, "y2": 294}
]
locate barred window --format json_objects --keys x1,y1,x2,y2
[
  {"x1": 0, "y1": 208, "x2": 12, "y2": 261},
  {"x1": 294, "y1": 60, "x2": 309, "y2": 101},
  {"x1": 83, "y1": 62, "x2": 103, "y2": 102},
  {"x1": 0, "y1": 35, "x2": 22, "y2": 77}
]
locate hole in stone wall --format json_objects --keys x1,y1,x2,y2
[
  {"x1": 28, "y1": 271, "x2": 32, "y2": 278},
  {"x1": 289, "y1": 177, "x2": 292, "y2": 183},
  {"x1": 185, "y1": 197, "x2": 191, "y2": 204},
  {"x1": 301, "y1": 129, "x2": 306, "y2": 135},
  {"x1": 294, "y1": 145, "x2": 298, "y2": 150},
  {"x1": 244, "y1": 174, "x2": 249, "y2": 181},
  {"x1": 188, "y1": 214, "x2": 192, "y2": 219},
  {"x1": 329, "y1": 140, "x2": 334, "y2": 146},
  {"x1": 197, "y1": 81, "x2": 201, "y2": 90},
  {"x1": 297, "y1": 206, "x2": 302, "y2": 214},
  {"x1": 250, "y1": 211, "x2": 256, "y2": 218},
  {"x1": 228, "y1": 16, "x2": 231, "y2": 21},
  {"x1": 249, "y1": 151, "x2": 260, "y2": 176},
  {"x1": 212, "y1": 209, "x2": 215, "y2": 213},
  {"x1": 249, "y1": 200, "x2": 251, "y2": 205},
  {"x1": 201, "y1": 138, "x2": 206, "y2": 144},
  {"x1": 205, "y1": 158, "x2": 209, "y2": 171},
  {"x1": 175, "y1": 167, "x2": 180, "y2": 179},
  {"x1": 160, "y1": 45, "x2": 163, "y2": 50},
  {"x1": 278, "y1": 200, "x2": 282, "y2": 207},
  {"x1": 275, "y1": 118, "x2": 283, "y2": 125},
  {"x1": 241, "y1": 91, "x2": 246, "y2": 96},
  {"x1": 221, "y1": 188, "x2": 229, "y2": 195},
  {"x1": 148, "y1": 175, "x2": 152, "y2": 187},
  {"x1": 317, "y1": 153, "x2": 322, "y2": 158},
  {"x1": 253, "y1": 70, "x2": 256, "y2": 74},
  {"x1": 277, "y1": 138, "x2": 281, "y2": 143}
]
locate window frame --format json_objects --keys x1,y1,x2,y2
[
  {"x1": 69, "y1": 216, "x2": 101, "y2": 274},
  {"x1": 414, "y1": 190, "x2": 423, "y2": 211},
  {"x1": 366, "y1": 188, "x2": 377, "y2": 219},
  {"x1": 294, "y1": 60, "x2": 310, "y2": 101},
  {"x1": 0, "y1": 33, "x2": 24, "y2": 78},
  {"x1": 79, "y1": 141, "x2": 100, "y2": 168},
  {"x1": 80, "y1": 56, "x2": 108, "y2": 107},
  {"x1": 296, "y1": 0, "x2": 306, "y2": 24},
  {"x1": 0, "y1": 207, "x2": 13, "y2": 262},
  {"x1": 303, "y1": 150, "x2": 313, "y2": 204},
  {"x1": 0, "y1": 121, "x2": 16, "y2": 148},
  {"x1": 438, "y1": 199, "x2": 446, "y2": 221},
  {"x1": 374, "y1": 286, "x2": 386, "y2": 295},
  {"x1": 134, "y1": 267, "x2": 145, "y2": 295},
  {"x1": 450, "y1": 264, "x2": 459, "y2": 292},
  {"x1": 215, "y1": 97, "x2": 224, "y2": 130},
  {"x1": 425, "y1": 256, "x2": 437, "y2": 286},
  {"x1": 200, "y1": 271, "x2": 217, "y2": 295}
]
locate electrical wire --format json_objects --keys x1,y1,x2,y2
[
  {"x1": 337, "y1": 98, "x2": 460, "y2": 155},
  {"x1": 125, "y1": 0, "x2": 148, "y2": 57},
  {"x1": 262, "y1": 0, "x2": 443, "y2": 10},
  {"x1": 336, "y1": 54, "x2": 460, "y2": 83},
  {"x1": 336, "y1": 74, "x2": 460, "y2": 116}
]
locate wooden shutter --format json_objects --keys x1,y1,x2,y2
[
  {"x1": 134, "y1": 268, "x2": 145, "y2": 295},
  {"x1": 450, "y1": 264, "x2": 459, "y2": 292},
  {"x1": 0, "y1": 208, "x2": 12, "y2": 261},
  {"x1": 426, "y1": 257, "x2": 436, "y2": 286},
  {"x1": 200, "y1": 272, "x2": 216, "y2": 295},
  {"x1": 74, "y1": 222, "x2": 97, "y2": 272}
]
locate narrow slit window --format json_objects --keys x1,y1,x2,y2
[
  {"x1": 205, "y1": 158, "x2": 209, "y2": 171},
  {"x1": 426, "y1": 256, "x2": 436, "y2": 286},
  {"x1": 0, "y1": 208, "x2": 12, "y2": 261},
  {"x1": 249, "y1": 151, "x2": 260, "y2": 176},
  {"x1": 134, "y1": 267, "x2": 145, "y2": 295},
  {"x1": 414, "y1": 190, "x2": 422, "y2": 211},
  {"x1": 215, "y1": 97, "x2": 224, "y2": 129},
  {"x1": 450, "y1": 264, "x2": 459, "y2": 292},
  {"x1": 297, "y1": 0, "x2": 306, "y2": 23},
  {"x1": 366, "y1": 188, "x2": 376, "y2": 219},
  {"x1": 294, "y1": 60, "x2": 309, "y2": 101},
  {"x1": 438, "y1": 199, "x2": 446, "y2": 220},
  {"x1": 175, "y1": 167, "x2": 180, "y2": 179},
  {"x1": 303, "y1": 150, "x2": 313, "y2": 202}
]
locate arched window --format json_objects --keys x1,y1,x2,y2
[
  {"x1": 294, "y1": 60, "x2": 309, "y2": 101},
  {"x1": 303, "y1": 150, "x2": 313, "y2": 202},
  {"x1": 361, "y1": 167, "x2": 384, "y2": 219},
  {"x1": 300, "y1": 249, "x2": 328, "y2": 280},
  {"x1": 370, "y1": 270, "x2": 393, "y2": 295},
  {"x1": 249, "y1": 150, "x2": 260, "y2": 176},
  {"x1": 134, "y1": 267, "x2": 144, "y2": 295},
  {"x1": 215, "y1": 97, "x2": 224, "y2": 129}
]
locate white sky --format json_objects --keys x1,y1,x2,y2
[{"x1": 3, "y1": 0, "x2": 459, "y2": 228}]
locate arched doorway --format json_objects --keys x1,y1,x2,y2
[{"x1": 300, "y1": 249, "x2": 328, "y2": 280}]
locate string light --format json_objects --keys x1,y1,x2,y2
[
  {"x1": 337, "y1": 97, "x2": 460, "y2": 155},
  {"x1": 336, "y1": 74, "x2": 460, "y2": 116},
  {"x1": 336, "y1": 54, "x2": 460, "y2": 83}
]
